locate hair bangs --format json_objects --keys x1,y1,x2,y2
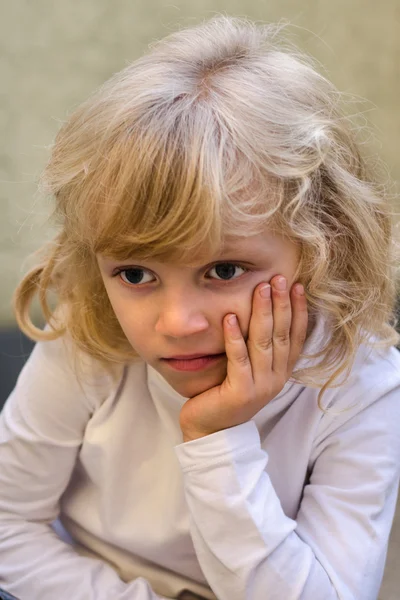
[{"x1": 74, "y1": 95, "x2": 280, "y2": 264}]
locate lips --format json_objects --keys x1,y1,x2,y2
[
  {"x1": 164, "y1": 352, "x2": 224, "y2": 360},
  {"x1": 161, "y1": 353, "x2": 226, "y2": 372}
]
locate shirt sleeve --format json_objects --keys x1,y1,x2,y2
[
  {"x1": 0, "y1": 335, "x2": 169, "y2": 600},
  {"x1": 174, "y1": 375, "x2": 400, "y2": 600}
]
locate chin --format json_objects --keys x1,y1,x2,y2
[{"x1": 164, "y1": 370, "x2": 226, "y2": 399}]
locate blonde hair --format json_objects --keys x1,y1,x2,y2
[{"x1": 13, "y1": 15, "x2": 400, "y2": 409}]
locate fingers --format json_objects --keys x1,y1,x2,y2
[
  {"x1": 246, "y1": 283, "x2": 274, "y2": 387},
  {"x1": 223, "y1": 275, "x2": 308, "y2": 403},
  {"x1": 288, "y1": 283, "x2": 308, "y2": 373},
  {"x1": 247, "y1": 275, "x2": 308, "y2": 385},
  {"x1": 223, "y1": 313, "x2": 254, "y2": 392},
  {"x1": 270, "y1": 276, "x2": 292, "y2": 377}
]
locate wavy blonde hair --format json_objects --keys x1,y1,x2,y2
[{"x1": 13, "y1": 15, "x2": 400, "y2": 408}]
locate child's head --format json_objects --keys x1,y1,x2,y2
[{"x1": 14, "y1": 15, "x2": 399, "y2": 403}]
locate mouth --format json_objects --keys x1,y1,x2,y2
[
  {"x1": 163, "y1": 352, "x2": 224, "y2": 360},
  {"x1": 161, "y1": 353, "x2": 226, "y2": 372}
]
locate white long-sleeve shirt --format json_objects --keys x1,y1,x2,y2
[{"x1": 0, "y1": 312, "x2": 399, "y2": 600}]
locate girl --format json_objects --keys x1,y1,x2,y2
[{"x1": 0, "y1": 14, "x2": 399, "y2": 600}]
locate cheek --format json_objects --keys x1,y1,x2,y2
[
  {"x1": 103, "y1": 288, "x2": 144, "y2": 339},
  {"x1": 114, "y1": 310, "x2": 149, "y2": 355},
  {"x1": 106, "y1": 294, "x2": 128, "y2": 326}
]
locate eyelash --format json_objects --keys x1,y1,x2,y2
[{"x1": 112, "y1": 262, "x2": 250, "y2": 287}]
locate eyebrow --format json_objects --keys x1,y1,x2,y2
[
  {"x1": 102, "y1": 247, "x2": 231, "y2": 261},
  {"x1": 99, "y1": 252, "x2": 262, "y2": 270}
]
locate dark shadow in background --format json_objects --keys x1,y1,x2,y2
[{"x1": 0, "y1": 329, "x2": 35, "y2": 409}]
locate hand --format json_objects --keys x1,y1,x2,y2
[{"x1": 179, "y1": 275, "x2": 308, "y2": 442}]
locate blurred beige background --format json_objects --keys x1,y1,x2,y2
[
  {"x1": 1, "y1": 1, "x2": 399, "y2": 326},
  {"x1": 0, "y1": 3, "x2": 399, "y2": 598}
]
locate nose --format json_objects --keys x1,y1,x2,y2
[{"x1": 154, "y1": 292, "x2": 210, "y2": 338}]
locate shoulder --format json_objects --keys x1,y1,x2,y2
[
  {"x1": 18, "y1": 320, "x2": 125, "y2": 414},
  {"x1": 340, "y1": 341, "x2": 400, "y2": 406},
  {"x1": 295, "y1": 311, "x2": 400, "y2": 418},
  {"x1": 2, "y1": 326, "x2": 127, "y2": 443},
  {"x1": 312, "y1": 342, "x2": 400, "y2": 451}
]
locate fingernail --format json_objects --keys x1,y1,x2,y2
[
  {"x1": 273, "y1": 277, "x2": 287, "y2": 291},
  {"x1": 227, "y1": 314, "x2": 237, "y2": 326},
  {"x1": 259, "y1": 284, "x2": 271, "y2": 298},
  {"x1": 296, "y1": 284, "x2": 305, "y2": 295}
]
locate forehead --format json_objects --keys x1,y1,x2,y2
[
  {"x1": 218, "y1": 230, "x2": 291, "y2": 251},
  {"x1": 174, "y1": 230, "x2": 293, "y2": 265}
]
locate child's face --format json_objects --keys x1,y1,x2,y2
[{"x1": 96, "y1": 231, "x2": 301, "y2": 399}]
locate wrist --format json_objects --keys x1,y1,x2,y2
[
  {"x1": 180, "y1": 416, "x2": 213, "y2": 442},
  {"x1": 182, "y1": 430, "x2": 209, "y2": 443}
]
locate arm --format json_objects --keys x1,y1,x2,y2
[
  {"x1": 174, "y1": 377, "x2": 400, "y2": 600},
  {"x1": 0, "y1": 335, "x2": 169, "y2": 600}
]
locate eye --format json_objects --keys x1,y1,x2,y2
[
  {"x1": 115, "y1": 267, "x2": 155, "y2": 285},
  {"x1": 207, "y1": 263, "x2": 248, "y2": 281}
]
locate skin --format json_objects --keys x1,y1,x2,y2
[{"x1": 96, "y1": 230, "x2": 310, "y2": 441}]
